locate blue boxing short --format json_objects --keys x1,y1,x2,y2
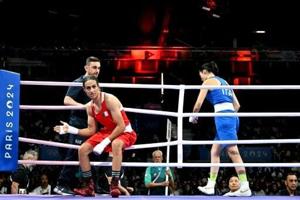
[{"x1": 214, "y1": 110, "x2": 239, "y2": 149}]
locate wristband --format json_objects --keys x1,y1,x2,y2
[
  {"x1": 93, "y1": 138, "x2": 111, "y2": 155},
  {"x1": 102, "y1": 138, "x2": 111, "y2": 146},
  {"x1": 68, "y1": 125, "x2": 79, "y2": 135}
]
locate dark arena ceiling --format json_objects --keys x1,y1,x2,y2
[{"x1": 0, "y1": 0, "x2": 299, "y2": 49}]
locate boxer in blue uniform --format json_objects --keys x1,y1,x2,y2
[{"x1": 190, "y1": 61, "x2": 251, "y2": 197}]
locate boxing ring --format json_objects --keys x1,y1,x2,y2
[{"x1": 3, "y1": 79, "x2": 300, "y2": 199}]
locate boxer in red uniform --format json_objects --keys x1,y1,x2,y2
[{"x1": 54, "y1": 75, "x2": 137, "y2": 197}]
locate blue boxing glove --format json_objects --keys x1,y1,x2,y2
[{"x1": 93, "y1": 138, "x2": 111, "y2": 155}]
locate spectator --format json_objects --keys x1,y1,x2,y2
[
  {"x1": 144, "y1": 150, "x2": 175, "y2": 195},
  {"x1": 223, "y1": 176, "x2": 240, "y2": 196},
  {"x1": 30, "y1": 174, "x2": 51, "y2": 195},
  {"x1": 0, "y1": 174, "x2": 9, "y2": 194},
  {"x1": 10, "y1": 149, "x2": 38, "y2": 194},
  {"x1": 252, "y1": 181, "x2": 266, "y2": 196},
  {"x1": 279, "y1": 172, "x2": 299, "y2": 196}
]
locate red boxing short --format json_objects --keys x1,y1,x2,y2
[{"x1": 86, "y1": 129, "x2": 137, "y2": 152}]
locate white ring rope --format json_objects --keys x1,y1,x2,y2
[
  {"x1": 185, "y1": 85, "x2": 300, "y2": 90},
  {"x1": 20, "y1": 105, "x2": 300, "y2": 117},
  {"x1": 21, "y1": 80, "x2": 300, "y2": 90},
  {"x1": 19, "y1": 137, "x2": 300, "y2": 149},
  {"x1": 19, "y1": 80, "x2": 300, "y2": 167},
  {"x1": 20, "y1": 105, "x2": 177, "y2": 117},
  {"x1": 18, "y1": 160, "x2": 300, "y2": 168},
  {"x1": 181, "y1": 139, "x2": 300, "y2": 145},
  {"x1": 185, "y1": 112, "x2": 300, "y2": 117},
  {"x1": 20, "y1": 105, "x2": 86, "y2": 110},
  {"x1": 19, "y1": 137, "x2": 178, "y2": 150},
  {"x1": 21, "y1": 81, "x2": 181, "y2": 90}
]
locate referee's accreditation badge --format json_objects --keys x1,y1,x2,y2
[{"x1": 0, "y1": 70, "x2": 20, "y2": 172}]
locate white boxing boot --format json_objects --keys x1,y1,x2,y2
[{"x1": 198, "y1": 178, "x2": 215, "y2": 195}]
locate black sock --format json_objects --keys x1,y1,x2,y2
[{"x1": 82, "y1": 170, "x2": 92, "y2": 183}]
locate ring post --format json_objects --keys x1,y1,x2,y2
[
  {"x1": 165, "y1": 118, "x2": 172, "y2": 195},
  {"x1": 0, "y1": 70, "x2": 20, "y2": 172}
]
